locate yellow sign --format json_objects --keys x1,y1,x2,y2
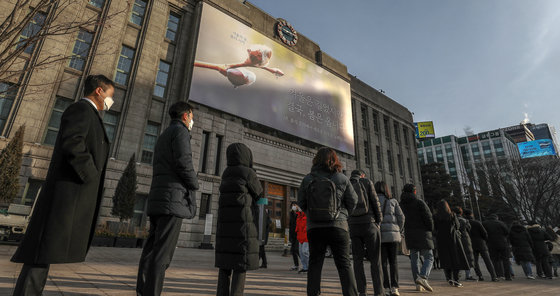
[{"x1": 415, "y1": 121, "x2": 435, "y2": 138}]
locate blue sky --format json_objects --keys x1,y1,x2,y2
[{"x1": 249, "y1": 0, "x2": 560, "y2": 138}]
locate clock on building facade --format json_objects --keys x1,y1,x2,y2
[{"x1": 276, "y1": 19, "x2": 298, "y2": 47}]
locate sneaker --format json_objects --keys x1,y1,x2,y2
[
  {"x1": 390, "y1": 287, "x2": 400, "y2": 296},
  {"x1": 491, "y1": 278, "x2": 500, "y2": 282},
  {"x1": 527, "y1": 276, "x2": 535, "y2": 280},
  {"x1": 447, "y1": 280, "x2": 454, "y2": 286},
  {"x1": 290, "y1": 265, "x2": 299, "y2": 271},
  {"x1": 415, "y1": 277, "x2": 433, "y2": 292},
  {"x1": 505, "y1": 277, "x2": 513, "y2": 281},
  {"x1": 416, "y1": 285, "x2": 425, "y2": 292},
  {"x1": 453, "y1": 281, "x2": 463, "y2": 287}
]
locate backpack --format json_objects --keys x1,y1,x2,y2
[
  {"x1": 306, "y1": 172, "x2": 340, "y2": 222},
  {"x1": 350, "y1": 178, "x2": 369, "y2": 217}
]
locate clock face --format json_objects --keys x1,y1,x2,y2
[{"x1": 276, "y1": 20, "x2": 298, "y2": 47}]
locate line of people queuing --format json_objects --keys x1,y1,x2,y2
[{"x1": 11, "y1": 78, "x2": 559, "y2": 296}]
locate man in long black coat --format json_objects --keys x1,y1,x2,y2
[
  {"x1": 136, "y1": 102, "x2": 199, "y2": 295},
  {"x1": 11, "y1": 75, "x2": 113, "y2": 295},
  {"x1": 464, "y1": 209, "x2": 497, "y2": 281}
]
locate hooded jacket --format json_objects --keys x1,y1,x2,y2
[
  {"x1": 509, "y1": 223, "x2": 535, "y2": 263},
  {"x1": 378, "y1": 193, "x2": 405, "y2": 243},
  {"x1": 399, "y1": 191, "x2": 434, "y2": 250},
  {"x1": 215, "y1": 143, "x2": 263, "y2": 271},
  {"x1": 483, "y1": 215, "x2": 510, "y2": 250},
  {"x1": 465, "y1": 215, "x2": 489, "y2": 252}
]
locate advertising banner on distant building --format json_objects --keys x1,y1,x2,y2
[
  {"x1": 189, "y1": 3, "x2": 354, "y2": 155},
  {"x1": 414, "y1": 121, "x2": 435, "y2": 139},
  {"x1": 517, "y1": 139, "x2": 557, "y2": 158}
]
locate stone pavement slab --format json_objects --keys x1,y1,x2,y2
[{"x1": 1, "y1": 244, "x2": 558, "y2": 295}]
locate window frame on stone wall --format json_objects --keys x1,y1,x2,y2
[
  {"x1": 21, "y1": 179, "x2": 44, "y2": 206},
  {"x1": 43, "y1": 96, "x2": 73, "y2": 146},
  {"x1": 383, "y1": 115, "x2": 390, "y2": 139},
  {"x1": 387, "y1": 149, "x2": 394, "y2": 173},
  {"x1": 129, "y1": 0, "x2": 147, "y2": 26},
  {"x1": 114, "y1": 45, "x2": 135, "y2": 86},
  {"x1": 88, "y1": 0, "x2": 105, "y2": 9},
  {"x1": 17, "y1": 10, "x2": 46, "y2": 55},
  {"x1": 133, "y1": 193, "x2": 148, "y2": 228},
  {"x1": 68, "y1": 29, "x2": 94, "y2": 71},
  {"x1": 199, "y1": 131, "x2": 210, "y2": 173},
  {"x1": 102, "y1": 111, "x2": 119, "y2": 144},
  {"x1": 394, "y1": 122, "x2": 400, "y2": 143},
  {"x1": 372, "y1": 110, "x2": 379, "y2": 132},
  {"x1": 166, "y1": 11, "x2": 181, "y2": 42},
  {"x1": 0, "y1": 82, "x2": 18, "y2": 134},
  {"x1": 213, "y1": 134, "x2": 223, "y2": 176},
  {"x1": 140, "y1": 121, "x2": 160, "y2": 164},
  {"x1": 397, "y1": 153, "x2": 403, "y2": 177},
  {"x1": 153, "y1": 60, "x2": 171, "y2": 98},
  {"x1": 376, "y1": 145, "x2": 382, "y2": 170}
]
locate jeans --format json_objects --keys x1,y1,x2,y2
[
  {"x1": 488, "y1": 248, "x2": 511, "y2": 279},
  {"x1": 13, "y1": 264, "x2": 50, "y2": 296},
  {"x1": 520, "y1": 261, "x2": 533, "y2": 277},
  {"x1": 300, "y1": 242, "x2": 310, "y2": 270},
  {"x1": 307, "y1": 227, "x2": 358, "y2": 296},
  {"x1": 381, "y1": 242, "x2": 399, "y2": 289},
  {"x1": 349, "y1": 222, "x2": 384, "y2": 296},
  {"x1": 216, "y1": 269, "x2": 246, "y2": 296},
  {"x1": 410, "y1": 249, "x2": 434, "y2": 281},
  {"x1": 473, "y1": 249, "x2": 497, "y2": 279},
  {"x1": 136, "y1": 215, "x2": 183, "y2": 296}
]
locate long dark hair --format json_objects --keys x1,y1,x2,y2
[
  {"x1": 435, "y1": 199, "x2": 453, "y2": 220},
  {"x1": 374, "y1": 181, "x2": 391, "y2": 199},
  {"x1": 312, "y1": 147, "x2": 342, "y2": 173}
]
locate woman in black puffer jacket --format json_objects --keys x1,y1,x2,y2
[
  {"x1": 509, "y1": 222, "x2": 535, "y2": 279},
  {"x1": 215, "y1": 143, "x2": 263, "y2": 296}
]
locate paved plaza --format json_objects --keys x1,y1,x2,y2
[{"x1": 0, "y1": 244, "x2": 558, "y2": 295}]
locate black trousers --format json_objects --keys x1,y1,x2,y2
[
  {"x1": 488, "y1": 248, "x2": 511, "y2": 279},
  {"x1": 536, "y1": 255, "x2": 553, "y2": 278},
  {"x1": 136, "y1": 215, "x2": 183, "y2": 296},
  {"x1": 13, "y1": 264, "x2": 50, "y2": 296},
  {"x1": 307, "y1": 227, "x2": 358, "y2": 296},
  {"x1": 216, "y1": 268, "x2": 246, "y2": 296},
  {"x1": 473, "y1": 249, "x2": 497, "y2": 279},
  {"x1": 291, "y1": 239, "x2": 300, "y2": 267},
  {"x1": 444, "y1": 269, "x2": 460, "y2": 281},
  {"x1": 381, "y1": 242, "x2": 399, "y2": 289},
  {"x1": 349, "y1": 223, "x2": 384, "y2": 296},
  {"x1": 259, "y1": 245, "x2": 268, "y2": 267}
]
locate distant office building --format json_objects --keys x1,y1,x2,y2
[
  {"x1": 503, "y1": 123, "x2": 535, "y2": 143},
  {"x1": 529, "y1": 123, "x2": 559, "y2": 156}
]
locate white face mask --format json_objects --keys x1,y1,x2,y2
[
  {"x1": 292, "y1": 206, "x2": 298, "y2": 211},
  {"x1": 103, "y1": 96, "x2": 114, "y2": 111},
  {"x1": 188, "y1": 118, "x2": 194, "y2": 130}
]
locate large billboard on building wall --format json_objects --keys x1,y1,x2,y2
[
  {"x1": 414, "y1": 121, "x2": 435, "y2": 139},
  {"x1": 189, "y1": 3, "x2": 355, "y2": 155},
  {"x1": 517, "y1": 139, "x2": 557, "y2": 158}
]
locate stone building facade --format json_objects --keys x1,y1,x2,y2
[{"x1": 0, "y1": 0, "x2": 420, "y2": 247}]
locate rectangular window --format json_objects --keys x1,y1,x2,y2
[
  {"x1": 394, "y1": 122, "x2": 400, "y2": 143},
  {"x1": 407, "y1": 158, "x2": 413, "y2": 179},
  {"x1": 44, "y1": 96, "x2": 73, "y2": 145},
  {"x1": 141, "y1": 122, "x2": 159, "y2": 164},
  {"x1": 360, "y1": 104, "x2": 368, "y2": 129},
  {"x1": 199, "y1": 193, "x2": 211, "y2": 219},
  {"x1": 426, "y1": 148, "x2": 434, "y2": 163},
  {"x1": 364, "y1": 140, "x2": 371, "y2": 165},
  {"x1": 199, "y1": 131, "x2": 210, "y2": 173},
  {"x1": 166, "y1": 12, "x2": 180, "y2": 41},
  {"x1": 133, "y1": 194, "x2": 148, "y2": 228},
  {"x1": 0, "y1": 82, "x2": 17, "y2": 132},
  {"x1": 435, "y1": 146, "x2": 444, "y2": 163},
  {"x1": 384, "y1": 116, "x2": 390, "y2": 139},
  {"x1": 88, "y1": 0, "x2": 105, "y2": 8},
  {"x1": 387, "y1": 150, "x2": 394, "y2": 173},
  {"x1": 17, "y1": 11, "x2": 46, "y2": 54},
  {"x1": 403, "y1": 128, "x2": 409, "y2": 146},
  {"x1": 103, "y1": 111, "x2": 119, "y2": 143},
  {"x1": 376, "y1": 145, "x2": 382, "y2": 169},
  {"x1": 372, "y1": 111, "x2": 379, "y2": 132},
  {"x1": 154, "y1": 60, "x2": 171, "y2": 98},
  {"x1": 68, "y1": 29, "x2": 93, "y2": 71},
  {"x1": 130, "y1": 0, "x2": 147, "y2": 26},
  {"x1": 471, "y1": 144, "x2": 481, "y2": 160},
  {"x1": 115, "y1": 45, "x2": 135, "y2": 85},
  {"x1": 397, "y1": 153, "x2": 403, "y2": 176},
  {"x1": 22, "y1": 179, "x2": 43, "y2": 206},
  {"x1": 214, "y1": 135, "x2": 223, "y2": 176},
  {"x1": 482, "y1": 141, "x2": 492, "y2": 157}
]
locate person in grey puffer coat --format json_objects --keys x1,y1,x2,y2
[{"x1": 375, "y1": 181, "x2": 405, "y2": 296}]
